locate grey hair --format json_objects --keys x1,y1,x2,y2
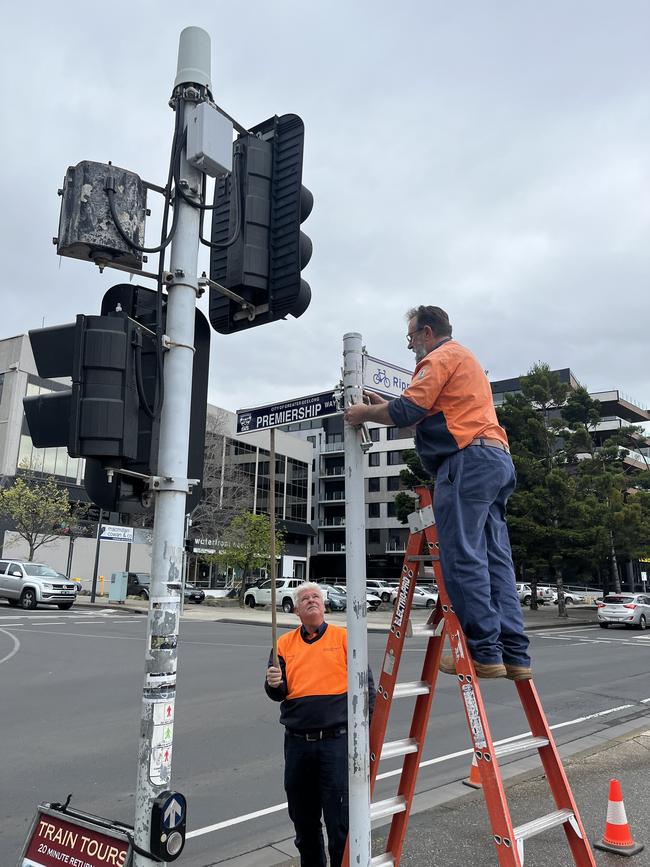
[
  {"x1": 295, "y1": 581, "x2": 324, "y2": 603},
  {"x1": 406, "y1": 305, "x2": 452, "y2": 337}
]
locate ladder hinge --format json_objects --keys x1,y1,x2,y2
[{"x1": 407, "y1": 504, "x2": 435, "y2": 533}]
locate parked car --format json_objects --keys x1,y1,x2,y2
[
  {"x1": 127, "y1": 572, "x2": 152, "y2": 599},
  {"x1": 516, "y1": 583, "x2": 551, "y2": 605},
  {"x1": 183, "y1": 582, "x2": 205, "y2": 604},
  {"x1": 597, "y1": 594, "x2": 650, "y2": 629},
  {"x1": 244, "y1": 578, "x2": 326, "y2": 613},
  {"x1": 366, "y1": 591, "x2": 382, "y2": 611},
  {"x1": 412, "y1": 586, "x2": 438, "y2": 609},
  {"x1": 551, "y1": 589, "x2": 588, "y2": 605},
  {"x1": 0, "y1": 560, "x2": 78, "y2": 610},
  {"x1": 366, "y1": 579, "x2": 393, "y2": 603},
  {"x1": 319, "y1": 584, "x2": 347, "y2": 612}
]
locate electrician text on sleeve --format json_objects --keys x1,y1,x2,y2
[
  {"x1": 344, "y1": 305, "x2": 531, "y2": 682},
  {"x1": 265, "y1": 582, "x2": 375, "y2": 867}
]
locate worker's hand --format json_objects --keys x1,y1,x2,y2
[
  {"x1": 363, "y1": 390, "x2": 387, "y2": 406},
  {"x1": 266, "y1": 666, "x2": 283, "y2": 688},
  {"x1": 344, "y1": 403, "x2": 369, "y2": 427}
]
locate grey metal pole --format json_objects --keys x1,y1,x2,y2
[
  {"x1": 90, "y1": 510, "x2": 103, "y2": 603},
  {"x1": 132, "y1": 26, "x2": 209, "y2": 865},
  {"x1": 269, "y1": 429, "x2": 279, "y2": 667},
  {"x1": 343, "y1": 332, "x2": 371, "y2": 865}
]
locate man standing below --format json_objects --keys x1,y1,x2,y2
[
  {"x1": 344, "y1": 305, "x2": 531, "y2": 681},
  {"x1": 265, "y1": 582, "x2": 375, "y2": 866}
]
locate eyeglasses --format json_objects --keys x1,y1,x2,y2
[{"x1": 406, "y1": 328, "x2": 425, "y2": 346}]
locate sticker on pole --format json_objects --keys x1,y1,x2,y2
[{"x1": 19, "y1": 805, "x2": 131, "y2": 867}]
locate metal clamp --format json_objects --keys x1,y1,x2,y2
[
  {"x1": 197, "y1": 272, "x2": 262, "y2": 320},
  {"x1": 150, "y1": 476, "x2": 200, "y2": 494}
]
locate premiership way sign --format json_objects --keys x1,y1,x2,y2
[
  {"x1": 237, "y1": 390, "x2": 339, "y2": 433},
  {"x1": 363, "y1": 354, "x2": 412, "y2": 399}
]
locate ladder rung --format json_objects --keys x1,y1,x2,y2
[
  {"x1": 407, "y1": 619, "x2": 443, "y2": 638},
  {"x1": 494, "y1": 736, "x2": 549, "y2": 759},
  {"x1": 370, "y1": 796, "x2": 408, "y2": 822},
  {"x1": 371, "y1": 855, "x2": 395, "y2": 867},
  {"x1": 514, "y1": 808, "x2": 575, "y2": 841},
  {"x1": 406, "y1": 555, "x2": 440, "y2": 562},
  {"x1": 381, "y1": 737, "x2": 419, "y2": 760},
  {"x1": 392, "y1": 680, "x2": 431, "y2": 698}
]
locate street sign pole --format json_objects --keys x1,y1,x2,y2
[
  {"x1": 133, "y1": 27, "x2": 207, "y2": 865},
  {"x1": 343, "y1": 331, "x2": 371, "y2": 865},
  {"x1": 270, "y1": 428, "x2": 279, "y2": 666}
]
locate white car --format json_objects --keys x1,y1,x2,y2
[
  {"x1": 366, "y1": 579, "x2": 393, "y2": 603},
  {"x1": 244, "y1": 579, "x2": 326, "y2": 613},
  {"x1": 551, "y1": 589, "x2": 588, "y2": 605},
  {"x1": 597, "y1": 594, "x2": 650, "y2": 629},
  {"x1": 0, "y1": 560, "x2": 77, "y2": 610},
  {"x1": 516, "y1": 583, "x2": 552, "y2": 605}
]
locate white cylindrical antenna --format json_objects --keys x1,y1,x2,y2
[{"x1": 174, "y1": 27, "x2": 211, "y2": 91}]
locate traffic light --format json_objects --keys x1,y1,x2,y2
[
  {"x1": 23, "y1": 285, "x2": 209, "y2": 514},
  {"x1": 209, "y1": 113, "x2": 312, "y2": 333}
]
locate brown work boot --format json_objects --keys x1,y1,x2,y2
[
  {"x1": 504, "y1": 663, "x2": 532, "y2": 681},
  {"x1": 439, "y1": 654, "x2": 506, "y2": 678}
]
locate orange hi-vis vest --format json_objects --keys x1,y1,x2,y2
[{"x1": 278, "y1": 623, "x2": 348, "y2": 701}]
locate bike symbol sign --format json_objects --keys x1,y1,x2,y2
[{"x1": 363, "y1": 355, "x2": 412, "y2": 398}]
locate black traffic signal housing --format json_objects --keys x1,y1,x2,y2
[
  {"x1": 24, "y1": 285, "x2": 210, "y2": 515},
  {"x1": 209, "y1": 113, "x2": 312, "y2": 333}
]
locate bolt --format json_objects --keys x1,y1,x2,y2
[
  {"x1": 57, "y1": 188, "x2": 63, "y2": 196},
  {"x1": 52, "y1": 237, "x2": 58, "y2": 245},
  {"x1": 146, "y1": 208, "x2": 151, "y2": 216}
]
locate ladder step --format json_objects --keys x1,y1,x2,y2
[
  {"x1": 407, "y1": 619, "x2": 443, "y2": 638},
  {"x1": 406, "y1": 555, "x2": 440, "y2": 562},
  {"x1": 381, "y1": 737, "x2": 419, "y2": 760},
  {"x1": 392, "y1": 680, "x2": 431, "y2": 698},
  {"x1": 370, "y1": 796, "x2": 408, "y2": 822},
  {"x1": 371, "y1": 855, "x2": 395, "y2": 867},
  {"x1": 493, "y1": 736, "x2": 550, "y2": 758},
  {"x1": 514, "y1": 808, "x2": 575, "y2": 841}
]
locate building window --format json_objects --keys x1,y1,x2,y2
[
  {"x1": 368, "y1": 529, "x2": 380, "y2": 544},
  {"x1": 368, "y1": 452, "x2": 381, "y2": 467},
  {"x1": 386, "y1": 502, "x2": 396, "y2": 518},
  {"x1": 387, "y1": 427, "x2": 402, "y2": 440},
  {"x1": 387, "y1": 476, "x2": 400, "y2": 491},
  {"x1": 368, "y1": 502, "x2": 380, "y2": 518},
  {"x1": 369, "y1": 428, "x2": 380, "y2": 442},
  {"x1": 387, "y1": 450, "x2": 403, "y2": 466},
  {"x1": 368, "y1": 477, "x2": 380, "y2": 492}
]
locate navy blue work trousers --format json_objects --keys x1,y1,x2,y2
[
  {"x1": 433, "y1": 444, "x2": 530, "y2": 667},
  {"x1": 284, "y1": 729, "x2": 348, "y2": 867}
]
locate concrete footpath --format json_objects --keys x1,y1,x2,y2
[
  {"x1": 77, "y1": 595, "x2": 598, "y2": 633},
  {"x1": 272, "y1": 724, "x2": 650, "y2": 867}
]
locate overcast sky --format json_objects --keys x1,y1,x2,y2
[{"x1": 3, "y1": 2, "x2": 648, "y2": 415}]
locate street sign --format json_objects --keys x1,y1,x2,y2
[
  {"x1": 150, "y1": 790, "x2": 187, "y2": 861},
  {"x1": 237, "y1": 389, "x2": 339, "y2": 433},
  {"x1": 363, "y1": 354, "x2": 412, "y2": 399},
  {"x1": 19, "y1": 805, "x2": 131, "y2": 867},
  {"x1": 161, "y1": 793, "x2": 186, "y2": 829},
  {"x1": 99, "y1": 524, "x2": 134, "y2": 542}
]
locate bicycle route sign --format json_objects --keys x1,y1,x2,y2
[{"x1": 363, "y1": 355, "x2": 412, "y2": 399}]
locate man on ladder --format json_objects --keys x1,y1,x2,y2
[{"x1": 345, "y1": 304, "x2": 531, "y2": 680}]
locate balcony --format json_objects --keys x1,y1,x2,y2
[
  {"x1": 320, "y1": 517, "x2": 346, "y2": 528},
  {"x1": 320, "y1": 492, "x2": 346, "y2": 502},
  {"x1": 385, "y1": 541, "x2": 407, "y2": 553},
  {"x1": 323, "y1": 467, "x2": 345, "y2": 476},
  {"x1": 322, "y1": 543, "x2": 346, "y2": 553},
  {"x1": 323, "y1": 441, "x2": 345, "y2": 453}
]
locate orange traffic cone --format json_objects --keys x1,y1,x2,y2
[
  {"x1": 462, "y1": 754, "x2": 482, "y2": 789},
  {"x1": 594, "y1": 779, "x2": 644, "y2": 856}
]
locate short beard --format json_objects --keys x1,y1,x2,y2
[{"x1": 414, "y1": 345, "x2": 428, "y2": 363}]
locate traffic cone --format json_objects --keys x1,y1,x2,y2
[
  {"x1": 594, "y1": 779, "x2": 644, "y2": 856},
  {"x1": 462, "y1": 754, "x2": 482, "y2": 789}
]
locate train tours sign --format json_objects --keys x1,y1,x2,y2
[{"x1": 20, "y1": 806, "x2": 131, "y2": 867}]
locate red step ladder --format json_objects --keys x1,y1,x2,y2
[{"x1": 346, "y1": 486, "x2": 596, "y2": 867}]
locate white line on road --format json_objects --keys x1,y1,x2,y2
[
  {"x1": 3, "y1": 627, "x2": 269, "y2": 648},
  {"x1": 187, "y1": 695, "x2": 650, "y2": 840},
  {"x1": 0, "y1": 628, "x2": 21, "y2": 665}
]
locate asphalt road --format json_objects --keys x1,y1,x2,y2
[{"x1": 1, "y1": 604, "x2": 649, "y2": 866}]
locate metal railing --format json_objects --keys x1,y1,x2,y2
[
  {"x1": 321, "y1": 518, "x2": 346, "y2": 527},
  {"x1": 322, "y1": 492, "x2": 346, "y2": 501}
]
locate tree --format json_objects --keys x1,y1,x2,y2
[
  {"x1": 209, "y1": 511, "x2": 285, "y2": 606},
  {"x1": 0, "y1": 477, "x2": 71, "y2": 561},
  {"x1": 190, "y1": 408, "x2": 255, "y2": 546}
]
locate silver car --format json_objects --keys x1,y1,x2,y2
[
  {"x1": 597, "y1": 594, "x2": 650, "y2": 629},
  {"x1": 0, "y1": 560, "x2": 78, "y2": 610}
]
